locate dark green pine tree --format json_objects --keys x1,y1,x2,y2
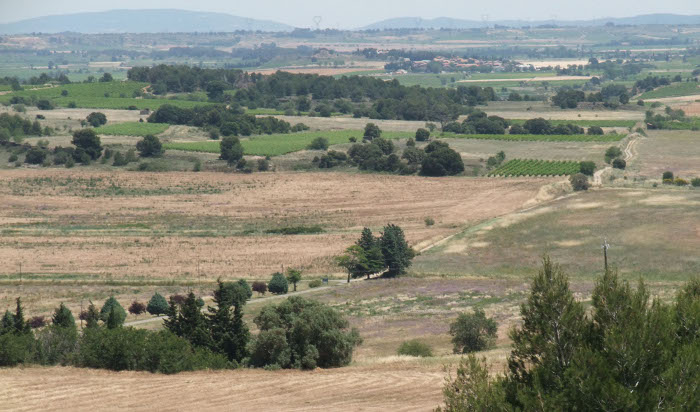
[
  {"x1": 106, "y1": 306, "x2": 121, "y2": 329},
  {"x1": 163, "y1": 298, "x2": 182, "y2": 336},
  {"x1": 84, "y1": 301, "x2": 100, "y2": 329},
  {"x1": 1, "y1": 310, "x2": 16, "y2": 333},
  {"x1": 208, "y1": 281, "x2": 249, "y2": 363},
  {"x1": 379, "y1": 224, "x2": 415, "y2": 277},
  {"x1": 356, "y1": 228, "x2": 385, "y2": 278},
  {"x1": 178, "y1": 292, "x2": 212, "y2": 348},
  {"x1": 14, "y1": 297, "x2": 30, "y2": 334},
  {"x1": 52, "y1": 303, "x2": 76, "y2": 329}
]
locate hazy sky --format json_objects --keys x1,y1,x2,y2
[{"x1": 1, "y1": 0, "x2": 699, "y2": 28}]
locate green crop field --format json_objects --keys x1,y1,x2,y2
[
  {"x1": 164, "y1": 130, "x2": 412, "y2": 157},
  {"x1": 509, "y1": 119, "x2": 637, "y2": 128},
  {"x1": 639, "y1": 82, "x2": 700, "y2": 99},
  {"x1": 441, "y1": 132, "x2": 625, "y2": 142},
  {"x1": 0, "y1": 81, "x2": 210, "y2": 110},
  {"x1": 489, "y1": 159, "x2": 581, "y2": 177},
  {"x1": 96, "y1": 122, "x2": 170, "y2": 136}
]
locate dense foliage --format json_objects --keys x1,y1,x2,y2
[
  {"x1": 249, "y1": 297, "x2": 362, "y2": 369},
  {"x1": 130, "y1": 65, "x2": 497, "y2": 121},
  {"x1": 337, "y1": 224, "x2": 415, "y2": 280},
  {"x1": 439, "y1": 258, "x2": 700, "y2": 411}
]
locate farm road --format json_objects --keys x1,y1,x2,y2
[{"x1": 593, "y1": 131, "x2": 641, "y2": 186}]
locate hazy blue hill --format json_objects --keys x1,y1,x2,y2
[
  {"x1": 362, "y1": 14, "x2": 700, "y2": 30},
  {"x1": 0, "y1": 9, "x2": 294, "y2": 34}
]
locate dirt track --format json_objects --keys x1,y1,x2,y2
[{"x1": 0, "y1": 365, "x2": 445, "y2": 411}]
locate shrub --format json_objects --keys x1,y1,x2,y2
[
  {"x1": 421, "y1": 145, "x2": 464, "y2": 176},
  {"x1": 36, "y1": 99, "x2": 55, "y2": 110},
  {"x1": 71, "y1": 129, "x2": 102, "y2": 160},
  {"x1": 252, "y1": 281, "x2": 267, "y2": 295},
  {"x1": 136, "y1": 134, "x2": 164, "y2": 157},
  {"x1": 34, "y1": 325, "x2": 78, "y2": 365},
  {"x1": 236, "y1": 279, "x2": 253, "y2": 300},
  {"x1": 86, "y1": 112, "x2": 107, "y2": 127},
  {"x1": 674, "y1": 178, "x2": 689, "y2": 186},
  {"x1": 308, "y1": 279, "x2": 323, "y2": 288},
  {"x1": 579, "y1": 161, "x2": 596, "y2": 176},
  {"x1": 425, "y1": 217, "x2": 435, "y2": 226},
  {"x1": 307, "y1": 136, "x2": 329, "y2": 150},
  {"x1": 587, "y1": 126, "x2": 604, "y2": 135},
  {"x1": 604, "y1": 146, "x2": 622, "y2": 163},
  {"x1": 147, "y1": 293, "x2": 169, "y2": 316},
  {"x1": 29, "y1": 316, "x2": 46, "y2": 329},
  {"x1": 415, "y1": 128, "x2": 430, "y2": 141},
  {"x1": 128, "y1": 301, "x2": 146, "y2": 317},
  {"x1": 209, "y1": 129, "x2": 220, "y2": 140},
  {"x1": 257, "y1": 158, "x2": 269, "y2": 171},
  {"x1": 8, "y1": 153, "x2": 18, "y2": 162},
  {"x1": 363, "y1": 123, "x2": 381, "y2": 141},
  {"x1": 249, "y1": 297, "x2": 361, "y2": 369},
  {"x1": 449, "y1": 309, "x2": 497, "y2": 354},
  {"x1": 24, "y1": 147, "x2": 47, "y2": 164},
  {"x1": 509, "y1": 124, "x2": 527, "y2": 134},
  {"x1": 0, "y1": 332, "x2": 35, "y2": 367},
  {"x1": 112, "y1": 152, "x2": 128, "y2": 166},
  {"x1": 268, "y1": 272, "x2": 289, "y2": 295},
  {"x1": 662, "y1": 171, "x2": 674, "y2": 181},
  {"x1": 397, "y1": 339, "x2": 433, "y2": 357},
  {"x1": 220, "y1": 136, "x2": 243, "y2": 165},
  {"x1": 612, "y1": 158, "x2": 626, "y2": 169},
  {"x1": 570, "y1": 173, "x2": 590, "y2": 191},
  {"x1": 691, "y1": 178, "x2": 700, "y2": 187},
  {"x1": 137, "y1": 160, "x2": 169, "y2": 172}
]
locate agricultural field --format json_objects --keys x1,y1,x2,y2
[
  {"x1": 96, "y1": 122, "x2": 170, "y2": 136},
  {"x1": 0, "y1": 81, "x2": 207, "y2": 110},
  {"x1": 489, "y1": 159, "x2": 582, "y2": 177},
  {"x1": 165, "y1": 130, "x2": 413, "y2": 156},
  {"x1": 629, "y1": 130, "x2": 700, "y2": 179},
  {"x1": 0, "y1": 169, "x2": 551, "y2": 296},
  {"x1": 444, "y1": 132, "x2": 625, "y2": 142},
  {"x1": 639, "y1": 82, "x2": 700, "y2": 99}
]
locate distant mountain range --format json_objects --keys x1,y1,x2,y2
[
  {"x1": 1, "y1": 10, "x2": 699, "y2": 35},
  {"x1": 0, "y1": 9, "x2": 294, "y2": 34},
  {"x1": 362, "y1": 14, "x2": 700, "y2": 30}
]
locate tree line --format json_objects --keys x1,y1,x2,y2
[
  {"x1": 128, "y1": 65, "x2": 497, "y2": 122},
  {"x1": 0, "y1": 281, "x2": 361, "y2": 373}
]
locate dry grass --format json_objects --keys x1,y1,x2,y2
[
  {"x1": 415, "y1": 188, "x2": 700, "y2": 280},
  {"x1": 0, "y1": 170, "x2": 550, "y2": 283},
  {"x1": 631, "y1": 130, "x2": 700, "y2": 178},
  {"x1": 0, "y1": 364, "x2": 445, "y2": 412}
]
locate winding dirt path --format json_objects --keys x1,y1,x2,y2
[{"x1": 593, "y1": 132, "x2": 641, "y2": 186}]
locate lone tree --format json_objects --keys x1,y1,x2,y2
[
  {"x1": 71, "y1": 129, "x2": 103, "y2": 160},
  {"x1": 286, "y1": 268, "x2": 302, "y2": 292},
  {"x1": 379, "y1": 224, "x2": 415, "y2": 277},
  {"x1": 99, "y1": 297, "x2": 126, "y2": 326},
  {"x1": 220, "y1": 136, "x2": 243, "y2": 165},
  {"x1": 363, "y1": 123, "x2": 381, "y2": 141},
  {"x1": 449, "y1": 309, "x2": 498, "y2": 353},
  {"x1": 86, "y1": 112, "x2": 107, "y2": 127},
  {"x1": 570, "y1": 173, "x2": 590, "y2": 191},
  {"x1": 146, "y1": 292, "x2": 169, "y2": 316},
  {"x1": 268, "y1": 272, "x2": 289, "y2": 295},
  {"x1": 136, "y1": 134, "x2": 164, "y2": 157}
]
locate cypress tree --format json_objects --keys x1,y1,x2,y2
[
  {"x1": 52, "y1": 303, "x2": 76, "y2": 329},
  {"x1": 84, "y1": 301, "x2": 100, "y2": 329},
  {"x1": 99, "y1": 296, "x2": 126, "y2": 325},
  {"x1": 14, "y1": 297, "x2": 29, "y2": 334},
  {"x1": 208, "y1": 281, "x2": 249, "y2": 363},
  {"x1": 379, "y1": 224, "x2": 415, "y2": 277}
]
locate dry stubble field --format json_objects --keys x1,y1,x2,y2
[{"x1": 0, "y1": 169, "x2": 551, "y2": 312}]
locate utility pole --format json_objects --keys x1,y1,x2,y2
[{"x1": 602, "y1": 239, "x2": 610, "y2": 273}]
